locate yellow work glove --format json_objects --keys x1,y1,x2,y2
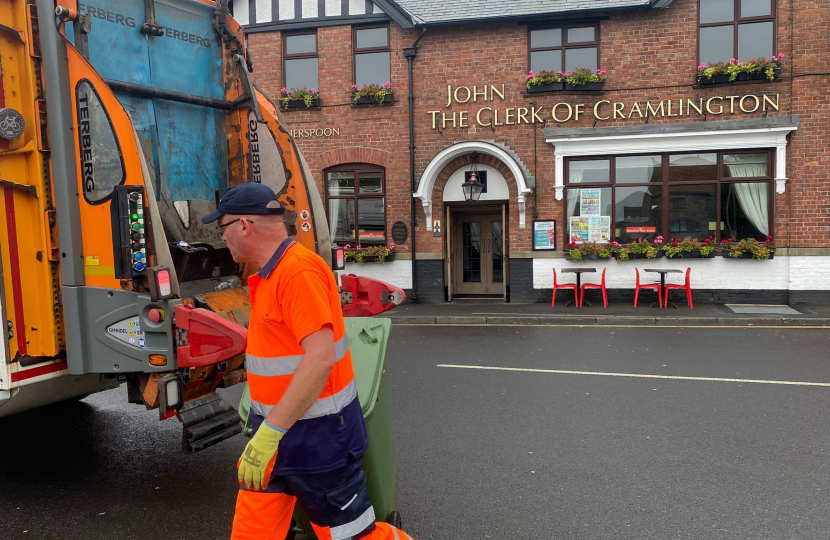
[{"x1": 238, "y1": 421, "x2": 286, "y2": 491}]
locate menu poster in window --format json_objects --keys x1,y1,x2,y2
[
  {"x1": 532, "y1": 220, "x2": 556, "y2": 251},
  {"x1": 589, "y1": 216, "x2": 611, "y2": 243},
  {"x1": 569, "y1": 217, "x2": 590, "y2": 243},
  {"x1": 580, "y1": 188, "x2": 601, "y2": 216}
]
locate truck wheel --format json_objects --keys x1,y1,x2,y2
[{"x1": 388, "y1": 511, "x2": 402, "y2": 529}]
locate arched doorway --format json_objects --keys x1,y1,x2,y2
[{"x1": 414, "y1": 141, "x2": 534, "y2": 301}]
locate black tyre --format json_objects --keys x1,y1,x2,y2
[{"x1": 388, "y1": 511, "x2": 402, "y2": 529}]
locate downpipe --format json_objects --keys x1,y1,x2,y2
[{"x1": 404, "y1": 28, "x2": 427, "y2": 302}]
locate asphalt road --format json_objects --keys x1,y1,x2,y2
[{"x1": 1, "y1": 325, "x2": 829, "y2": 539}]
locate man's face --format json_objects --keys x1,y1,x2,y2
[{"x1": 218, "y1": 215, "x2": 251, "y2": 262}]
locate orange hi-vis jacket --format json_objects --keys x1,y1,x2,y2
[{"x1": 245, "y1": 238, "x2": 367, "y2": 474}]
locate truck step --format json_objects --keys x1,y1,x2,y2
[{"x1": 178, "y1": 394, "x2": 242, "y2": 453}]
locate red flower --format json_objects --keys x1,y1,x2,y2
[{"x1": 705, "y1": 239, "x2": 711, "y2": 244}]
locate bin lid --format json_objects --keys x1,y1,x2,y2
[{"x1": 345, "y1": 317, "x2": 391, "y2": 417}]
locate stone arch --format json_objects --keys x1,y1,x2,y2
[{"x1": 414, "y1": 141, "x2": 533, "y2": 231}]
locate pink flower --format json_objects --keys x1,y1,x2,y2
[
  {"x1": 280, "y1": 87, "x2": 287, "y2": 93},
  {"x1": 526, "y1": 74, "x2": 533, "y2": 80},
  {"x1": 383, "y1": 82, "x2": 391, "y2": 88},
  {"x1": 344, "y1": 244, "x2": 351, "y2": 249},
  {"x1": 528, "y1": 70, "x2": 534, "y2": 76},
  {"x1": 356, "y1": 245, "x2": 362, "y2": 250},
  {"x1": 352, "y1": 84, "x2": 358, "y2": 90},
  {"x1": 778, "y1": 52, "x2": 785, "y2": 58},
  {"x1": 729, "y1": 58, "x2": 736, "y2": 64},
  {"x1": 698, "y1": 63, "x2": 706, "y2": 70},
  {"x1": 389, "y1": 243, "x2": 395, "y2": 249},
  {"x1": 310, "y1": 88, "x2": 316, "y2": 93},
  {"x1": 597, "y1": 70, "x2": 606, "y2": 76}
]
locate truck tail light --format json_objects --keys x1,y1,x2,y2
[
  {"x1": 332, "y1": 247, "x2": 346, "y2": 271},
  {"x1": 148, "y1": 266, "x2": 174, "y2": 302}
]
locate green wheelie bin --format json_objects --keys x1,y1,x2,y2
[{"x1": 238, "y1": 317, "x2": 401, "y2": 538}]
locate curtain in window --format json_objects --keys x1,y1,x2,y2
[{"x1": 726, "y1": 164, "x2": 769, "y2": 236}]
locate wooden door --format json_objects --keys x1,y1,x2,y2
[{"x1": 452, "y1": 213, "x2": 504, "y2": 296}]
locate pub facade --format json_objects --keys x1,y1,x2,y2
[{"x1": 239, "y1": 0, "x2": 830, "y2": 304}]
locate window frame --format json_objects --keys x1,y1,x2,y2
[
  {"x1": 698, "y1": 0, "x2": 777, "y2": 64},
  {"x1": 564, "y1": 150, "x2": 774, "y2": 244},
  {"x1": 352, "y1": 24, "x2": 391, "y2": 87},
  {"x1": 324, "y1": 163, "x2": 388, "y2": 246},
  {"x1": 527, "y1": 22, "x2": 601, "y2": 74},
  {"x1": 282, "y1": 31, "x2": 319, "y2": 91}
]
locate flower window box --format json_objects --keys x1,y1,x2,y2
[
  {"x1": 279, "y1": 87, "x2": 321, "y2": 109},
  {"x1": 351, "y1": 83, "x2": 393, "y2": 106},
  {"x1": 353, "y1": 93, "x2": 394, "y2": 105},
  {"x1": 527, "y1": 82, "x2": 564, "y2": 93},
  {"x1": 697, "y1": 55, "x2": 783, "y2": 85}
]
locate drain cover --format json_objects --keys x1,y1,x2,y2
[{"x1": 725, "y1": 304, "x2": 802, "y2": 315}]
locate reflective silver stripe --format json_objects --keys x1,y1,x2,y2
[
  {"x1": 252, "y1": 400, "x2": 273, "y2": 417},
  {"x1": 251, "y1": 378, "x2": 358, "y2": 420},
  {"x1": 330, "y1": 505, "x2": 375, "y2": 540},
  {"x1": 335, "y1": 333, "x2": 350, "y2": 360},
  {"x1": 392, "y1": 525, "x2": 400, "y2": 540},
  {"x1": 246, "y1": 353, "x2": 302, "y2": 376},
  {"x1": 246, "y1": 334, "x2": 350, "y2": 377},
  {"x1": 299, "y1": 378, "x2": 358, "y2": 420}
]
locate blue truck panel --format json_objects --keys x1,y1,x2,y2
[{"x1": 71, "y1": 0, "x2": 228, "y2": 201}]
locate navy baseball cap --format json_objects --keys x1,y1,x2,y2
[{"x1": 202, "y1": 183, "x2": 285, "y2": 224}]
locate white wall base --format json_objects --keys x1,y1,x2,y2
[
  {"x1": 342, "y1": 260, "x2": 413, "y2": 290},
  {"x1": 532, "y1": 256, "x2": 830, "y2": 291}
]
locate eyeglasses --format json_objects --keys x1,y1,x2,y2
[{"x1": 218, "y1": 218, "x2": 253, "y2": 230}]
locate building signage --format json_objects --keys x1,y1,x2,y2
[
  {"x1": 532, "y1": 220, "x2": 556, "y2": 251},
  {"x1": 429, "y1": 84, "x2": 780, "y2": 129},
  {"x1": 289, "y1": 127, "x2": 341, "y2": 138}
]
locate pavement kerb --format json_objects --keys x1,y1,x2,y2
[{"x1": 387, "y1": 315, "x2": 830, "y2": 326}]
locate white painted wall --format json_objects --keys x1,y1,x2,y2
[
  {"x1": 532, "y1": 256, "x2": 830, "y2": 291},
  {"x1": 442, "y1": 165, "x2": 510, "y2": 202},
  {"x1": 342, "y1": 260, "x2": 413, "y2": 290}
]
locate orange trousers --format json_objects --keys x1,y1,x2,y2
[{"x1": 231, "y1": 491, "x2": 414, "y2": 540}]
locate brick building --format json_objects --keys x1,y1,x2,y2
[{"x1": 238, "y1": 0, "x2": 830, "y2": 304}]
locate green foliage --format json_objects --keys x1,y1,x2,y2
[
  {"x1": 697, "y1": 54, "x2": 784, "y2": 82},
  {"x1": 565, "y1": 68, "x2": 607, "y2": 86},
  {"x1": 723, "y1": 237, "x2": 775, "y2": 260},
  {"x1": 343, "y1": 244, "x2": 396, "y2": 265},
  {"x1": 352, "y1": 82, "x2": 392, "y2": 104},
  {"x1": 526, "y1": 69, "x2": 565, "y2": 89},
  {"x1": 279, "y1": 87, "x2": 320, "y2": 108}
]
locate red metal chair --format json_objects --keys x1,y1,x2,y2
[
  {"x1": 580, "y1": 268, "x2": 608, "y2": 308},
  {"x1": 551, "y1": 268, "x2": 579, "y2": 307},
  {"x1": 664, "y1": 267, "x2": 694, "y2": 309},
  {"x1": 634, "y1": 268, "x2": 662, "y2": 308}
]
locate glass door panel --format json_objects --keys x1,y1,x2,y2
[
  {"x1": 491, "y1": 220, "x2": 503, "y2": 284},
  {"x1": 462, "y1": 222, "x2": 482, "y2": 283}
]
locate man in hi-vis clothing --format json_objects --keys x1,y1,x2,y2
[{"x1": 203, "y1": 183, "x2": 414, "y2": 540}]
